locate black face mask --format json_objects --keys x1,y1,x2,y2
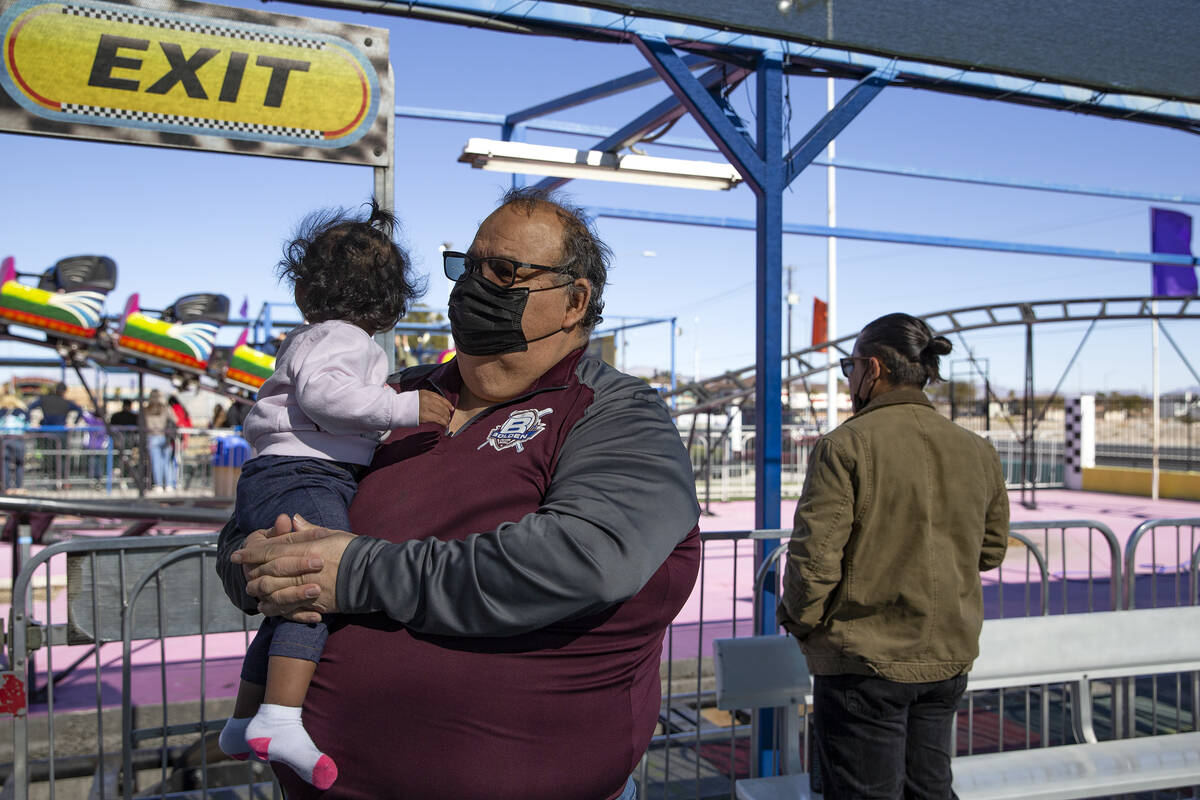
[
  {"x1": 447, "y1": 271, "x2": 567, "y2": 356},
  {"x1": 851, "y1": 364, "x2": 879, "y2": 414}
]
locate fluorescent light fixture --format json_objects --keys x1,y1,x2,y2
[{"x1": 458, "y1": 138, "x2": 743, "y2": 191}]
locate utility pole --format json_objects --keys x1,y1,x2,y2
[{"x1": 824, "y1": 77, "x2": 839, "y2": 434}]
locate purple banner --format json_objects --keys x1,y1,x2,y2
[{"x1": 1151, "y1": 208, "x2": 1197, "y2": 296}]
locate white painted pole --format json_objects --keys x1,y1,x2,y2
[
  {"x1": 825, "y1": 77, "x2": 839, "y2": 433},
  {"x1": 1152, "y1": 301, "x2": 1161, "y2": 499},
  {"x1": 693, "y1": 316, "x2": 701, "y2": 384}
]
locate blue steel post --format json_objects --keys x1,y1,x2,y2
[
  {"x1": 754, "y1": 50, "x2": 785, "y2": 778},
  {"x1": 634, "y1": 30, "x2": 784, "y2": 777},
  {"x1": 754, "y1": 52, "x2": 784, "y2": 620}
]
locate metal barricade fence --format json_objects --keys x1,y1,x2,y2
[
  {"x1": 3, "y1": 518, "x2": 1196, "y2": 799},
  {"x1": 642, "y1": 528, "x2": 760, "y2": 799},
  {"x1": 0, "y1": 429, "x2": 240, "y2": 499},
  {"x1": 1121, "y1": 518, "x2": 1200, "y2": 744},
  {"x1": 982, "y1": 431, "x2": 1064, "y2": 489},
  {"x1": 1124, "y1": 519, "x2": 1200, "y2": 611},
  {"x1": 697, "y1": 520, "x2": 1154, "y2": 797},
  {"x1": 2, "y1": 525, "x2": 277, "y2": 799},
  {"x1": 685, "y1": 429, "x2": 1067, "y2": 503}
]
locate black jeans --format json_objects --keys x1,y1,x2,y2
[
  {"x1": 234, "y1": 455, "x2": 359, "y2": 684},
  {"x1": 812, "y1": 672, "x2": 967, "y2": 800}
]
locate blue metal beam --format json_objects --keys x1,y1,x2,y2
[
  {"x1": 807, "y1": 157, "x2": 1200, "y2": 207},
  {"x1": 633, "y1": 33, "x2": 766, "y2": 193},
  {"x1": 505, "y1": 54, "x2": 709, "y2": 125},
  {"x1": 588, "y1": 206, "x2": 1200, "y2": 267},
  {"x1": 588, "y1": 65, "x2": 751, "y2": 154},
  {"x1": 754, "y1": 51, "x2": 784, "y2": 546},
  {"x1": 532, "y1": 175, "x2": 571, "y2": 192},
  {"x1": 754, "y1": 49, "x2": 784, "y2": 779},
  {"x1": 532, "y1": 64, "x2": 751, "y2": 192},
  {"x1": 785, "y1": 66, "x2": 894, "y2": 185},
  {"x1": 397, "y1": 104, "x2": 1200, "y2": 205}
]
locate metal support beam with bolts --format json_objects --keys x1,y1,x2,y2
[
  {"x1": 633, "y1": 33, "x2": 766, "y2": 192},
  {"x1": 785, "y1": 65, "x2": 896, "y2": 181},
  {"x1": 504, "y1": 54, "x2": 711, "y2": 127},
  {"x1": 532, "y1": 63, "x2": 752, "y2": 192}
]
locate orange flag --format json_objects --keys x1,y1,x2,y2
[{"x1": 812, "y1": 298, "x2": 828, "y2": 352}]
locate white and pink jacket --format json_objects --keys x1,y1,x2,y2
[{"x1": 243, "y1": 320, "x2": 419, "y2": 466}]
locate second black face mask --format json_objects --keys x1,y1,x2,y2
[{"x1": 448, "y1": 271, "x2": 564, "y2": 356}]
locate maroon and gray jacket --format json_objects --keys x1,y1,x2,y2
[{"x1": 217, "y1": 347, "x2": 701, "y2": 800}]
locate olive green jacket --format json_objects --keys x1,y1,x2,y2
[{"x1": 778, "y1": 387, "x2": 1009, "y2": 683}]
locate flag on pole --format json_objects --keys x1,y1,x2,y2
[
  {"x1": 812, "y1": 297, "x2": 828, "y2": 351},
  {"x1": 1150, "y1": 208, "x2": 1197, "y2": 296},
  {"x1": 239, "y1": 296, "x2": 250, "y2": 318}
]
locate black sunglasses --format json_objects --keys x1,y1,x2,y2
[
  {"x1": 442, "y1": 250, "x2": 573, "y2": 289},
  {"x1": 839, "y1": 356, "x2": 866, "y2": 378}
]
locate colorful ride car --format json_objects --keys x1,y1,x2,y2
[
  {"x1": 0, "y1": 255, "x2": 116, "y2": 342},
  {"x1": 116, "y1": 292, "x2": 228, "y2": 374},
  {"x1": 210, "y1": 329, "x2": 276, "y2": 392}
]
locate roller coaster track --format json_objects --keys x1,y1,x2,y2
[{"x1": 666, "y1": 295, "x2": 1200, "y2": 417}]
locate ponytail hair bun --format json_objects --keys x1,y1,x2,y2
[
  {"x1": 922, "y1": 336, "x2": 952, "y2": 358},
  {"x1": 856, "y1": 312, "x2": 951, "y2": 387}
]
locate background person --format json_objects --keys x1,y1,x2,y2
[
  {"x1": 28, "y1": 381, "x2": 82, "y2": 485},
  {"x1": 168, "y1": 394, "x2": 192, "y2": 430},
  {"x1": 109, "y1": 399, "x2": 139, "y2": 485},
  {"x1": 216, "y1": 201, "x2": 452, "y2": 789},
  {"x1": 79, "y1": 406, "x2": 109, "y2": 481},
  {"x1": 0, "y1": 388, "x2": 29, "y2": 491},
  {"x1": 141, "y1": 390, "x2": 177, "y2": 491},
  {"x1": 110, "y1": 399, "x2": 138, "y2": 427},
  {"x1": 27, "y1": 381, "x2": 82, "y2": 427},
  {"x1": 778, "y1": 312, "x2": 1010, "y2": 800},
  {"x1": 168, "y1": 394, "x2": 193, "y2": 454},
  {"x1": 217, "y1": 188, "x2": 701, "y2": 800},
  {"x1": 210, "y1": 403, "x2": 228, "y2": 429},
  {"x1": 224, "y1": 400, "x2": 249, "y2": 431}
]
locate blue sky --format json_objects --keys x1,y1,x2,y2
[{"x1": 3, "y1": 0, "x2": 1198, "y2": 397}]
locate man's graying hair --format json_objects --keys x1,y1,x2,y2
[
  {"x1": 856, "y1": 312, "x2": 953, "y2": 387},
  {"x1": 497, "y1": 187, "x2": 609, "y2": 331}
]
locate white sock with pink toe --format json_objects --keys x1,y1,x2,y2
[{"x1": 245, "y1": 704, "x2": 338, "y2": 790}]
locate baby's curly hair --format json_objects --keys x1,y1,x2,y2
[{"x1": 277, "y1": 201, "x2": 423, "y2": 334}]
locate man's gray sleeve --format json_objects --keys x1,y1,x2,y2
[
  {"x1": 216, "y1": 516, "x2": 259, "y2": 614},
  {"x1": 337, "y1": 380, "x2": 701, "y2": 636}
]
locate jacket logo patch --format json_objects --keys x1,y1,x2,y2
[{"x1": 479, "y1": 407, "x2": 553, "y2": 453}]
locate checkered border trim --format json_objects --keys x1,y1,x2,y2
[
  {"x1": 1064, "y1": 398, "x2": 1083, "y2": 474},
  {"x1": 61, "y1": 103, "x2": 323, "y2": 140},
  {"x1": 63, "y1": 5, "x2": 325, "y2": 49}
]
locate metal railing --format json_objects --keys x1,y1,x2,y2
[
  {"x1": 0, "y1": 502, "x2": 267, "y2": 800},
  {"x1": 684, "y1": 428, "x2": 1068, "y2": 502},
  {"x1": 1124, "y1": 519, "x2": 1200, "y2": 611},
  {"x1": 0, "y1": 427, "x2": 245, "y2": 499},
  {"x1": 4, "y1": 516, "x2": 1198, "y2": 799},
  {"x1": 1121, "y1": 518, "x2": 1200, "y2": 744},
  {"x1": 711, "y1": 519, "x2": 1200, "y2": 797}
]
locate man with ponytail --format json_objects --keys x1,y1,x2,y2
[{"x1": 779, "y1": 312, "x2": 1010, "y2": 799}]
